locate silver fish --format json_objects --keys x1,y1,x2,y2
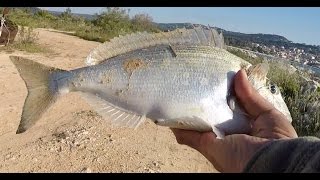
[{"x1": 10, "y1": 27, "x2": 292, "y2": 138}]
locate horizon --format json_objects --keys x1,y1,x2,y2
[{"x1": 41, "y1": 7, "x2": 320, "y2": 46}]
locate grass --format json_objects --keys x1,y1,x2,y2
[
  {"x1": 228, "y1": 48, "x2": 320, "y2": 137},
  {"x1": 2, "y1": 26, "x2": 50, "y2": 53},
  {"x1": 10, "y1": 41, "x2": 47, "y2": 53}
]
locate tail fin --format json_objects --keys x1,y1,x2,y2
[{"x1": 10, "y1": 56, "x2": 66, "y2": 134}]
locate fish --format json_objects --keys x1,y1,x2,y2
[{"x1": 10, "y1": 26, "x2": 292, "y2": 138}]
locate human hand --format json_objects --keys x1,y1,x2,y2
[{"x1": 171, "y1": 69, "x2": 298, "y2": 173}]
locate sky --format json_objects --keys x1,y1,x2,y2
[{"x1": 41, "y1": 7, "x2": 320, "y2": 46}]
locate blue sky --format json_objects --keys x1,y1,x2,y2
[{"x1": 41, "y1": 7, "x2": 320, "y2": 46}]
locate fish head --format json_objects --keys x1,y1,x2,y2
[
  {"x1": 245, "y1": 63, "x2": 293, "y2": 122},
  {"x1": 265, "y1": 81, "x2": 293, "y2": 122}
]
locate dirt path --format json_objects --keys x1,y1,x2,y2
[{"x1": 0, "y1": 28, "x2": 217, "y2": 173}]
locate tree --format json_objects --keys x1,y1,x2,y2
[
  {"x1": 66, "y1": 7, "x2": 71, "y2": 15},
  {"x1": 132, "y1": 13, "x2": 153, "y2": 26},
  {"x1": 131, "y1": 13, "x2": 158, "y2": 32},
  {"x1": 60, "y1": 7, "x2": 73, "y2": 20},
  {"x1": 91, "y1": 7, "x2": 133, "y2": 36},
  {"x1": 35, "y1": 10, "x2": 57, "y2": 20}
]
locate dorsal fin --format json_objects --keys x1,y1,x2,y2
[{"x1": 85, "y1": 26, "x2": 226, "y2": 66}]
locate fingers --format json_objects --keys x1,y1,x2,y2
[
  {"x1": 171, "y1": 128, "x2": 216, "y2": 152},
  {"x1": 251, "y1": 109, "x2": 298, "y2": 139},
  {"x1": 234, "y1": 69, "x2": 274, "y2": 119},
  {"x1": 235, "y1": 69, "x2": 298, "y2": 139},
  {"x1": 170, "y1": 128, "x2": 222, "y2": 170}
]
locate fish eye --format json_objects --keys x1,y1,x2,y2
[{"x1": 270, "y1": 84, "x2": 277, "y2": 94}]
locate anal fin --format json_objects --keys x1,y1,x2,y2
[{"x1": 79, "y1": 92, "x2": 146, "y2": 130}]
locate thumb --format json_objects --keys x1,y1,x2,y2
[{"x1": 234, "y1": 69, "x2": 274, "y2": 119}]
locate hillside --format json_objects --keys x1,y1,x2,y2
[
  {"x1": 156, "y1": 23, "x2": 320, "y2": 56},
  {"x1": 11, "y1": 8, "x2": 319, "y2": 54},
  {"x1": 157, "y1": 23, "x2": 290, "y2": 43}
]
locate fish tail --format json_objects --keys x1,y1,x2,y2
[{"x1": 10, "y1": 56, "x2": 67, "y2": 134}]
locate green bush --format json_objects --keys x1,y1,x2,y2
[
  {"x1": 6, "y1": 7, "x2": 160, "y2": 43},
  {"x1": 18, "y1": 26, "x2": 39, "y2": 44},
  {"x1": 8, "y1": 26, "x2": 48, "y2": 53}
]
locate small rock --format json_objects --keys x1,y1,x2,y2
[
  {"x1": 144, "y1": 168, "x2": 155, "y2": 173},
  {"x1": 81, "y1": 167, "x2": 92, "y2": 173},
  {"x1": 57, "y1": 146, "x2": 62, "y2": 152},
  {"x1": 79, "y1": 144, "x2": 86, "y2": 149},
  {"x1": 74, "y1": 141, "x2": 80, "y2": 146},
  {"x1": 96, "y1": 157, "x2": 102, "y2": 163},
  {"x1": 5, "y1": 154, "x2": 11, "y2": 159},
  {"x1": 83, "y1": 131, "x2": 89, "y2": 135},
  {"x1": 152, "y1": 161, "x2": 158, "y2": 167}
]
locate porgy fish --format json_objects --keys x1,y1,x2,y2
[{"x1": 10, "y1": 27, "x2": 292, "y2": 138}]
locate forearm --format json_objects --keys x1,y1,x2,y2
[{"x1": 243, "y1": 137, "x2": 320, "y2": 173}]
